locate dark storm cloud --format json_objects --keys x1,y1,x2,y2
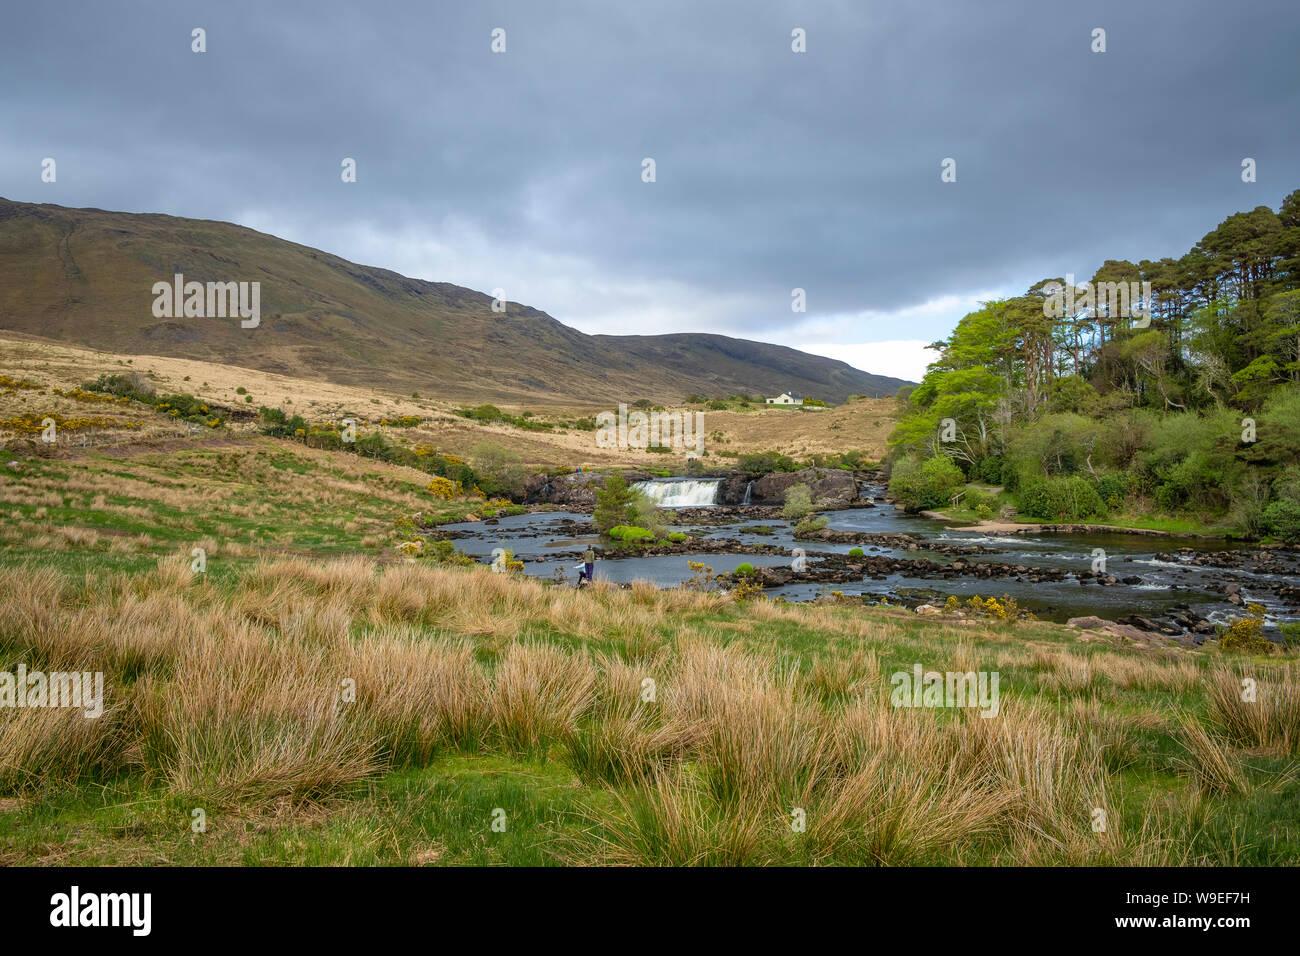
[{"x1": 2, "y1": 0, "x2": 1298, "y2": 357}]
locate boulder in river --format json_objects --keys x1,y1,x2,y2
[{"x1": 747, "y1": 467, "x2": 859, "y2": 508}]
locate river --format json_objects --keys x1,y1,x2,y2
[{"x1": 432, "y1": 483, "x2": 1300, "y2": 636}]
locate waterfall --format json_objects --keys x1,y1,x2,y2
[
  {"x1": 632, "y1": 478, "x2": 720, "y2": 508},
  {"x1": 742, "y1": 480, "x2": 753, "y2": 506}
]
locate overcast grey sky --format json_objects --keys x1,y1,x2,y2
[{"x1": 2, "y1": 0, "x2": 1298, "y2": 379}]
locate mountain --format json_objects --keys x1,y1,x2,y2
[{"x1": 0, "y1": 198, "x2": 910, "y2": 404}]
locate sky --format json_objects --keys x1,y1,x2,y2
[{"x1": 2, "y1": 0, "x2": 1298, "y2": 383}]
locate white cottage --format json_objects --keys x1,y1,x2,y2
[{"x1": 765, "y1": 392, "x2": 804, "y2": 406}]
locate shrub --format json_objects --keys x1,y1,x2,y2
[
  {"x1": 82, "y1": 372, "x2": 154, "y2": 402},
  {"x1": 962, "y1": 487, "x2": 994, "y2": 513},
  {"x1": 608, "y1": 525, "x2": 655, "y2": 544},
  {"x1": 1263, "y1": 499, "x2": 1300, "y2": 543},
  {"x1": 738, "y1": 450, "x2": 798, "y2": 474},
  {"x1": 258, "y1": 406, "x2": 308, "y2": 438},
  {"x1": 889, "y1": 456, "x2": 965, "y2": 511},
  {"x1": 629, "y1": 491, "x2": 671, "y2": 538},
  {"x1": 1016, "y1": 475, "x2": 1105, "y2": 521},
  {"x1": 782, "y1": 484, "x2": 814, "y2": 521},
  {"x1": 1094, "y1": 472, "x2": 1132, "y2": 509},
  {"x1": 976, "y1": 456, "x2": 1003, "y2": 484},
  {"x1": 848, "y1": 547, "x2": 864, "y2": 558},
  {"x1": 354, "y1": 431, "x2": 392, "y2": 460},
  {"x1": 793, "y1": 515, "x2": 828, "y2": 537},
  {"x1": 426, "y1": 476, "x2": 461, "y2": 499},
  {"x1": 667, "y1": 532, "x2": 687, "y2": 543},
  {"x1": 471, "y1": 442, "x2": 526, "y2": 500},
  {"x1": 1219, "y1": 604, "x2": 1276, "y2": 653},
  {"x1": 735, "y1": 562, "x2": 755, "y2": 576}
]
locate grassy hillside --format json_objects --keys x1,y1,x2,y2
[
  {"x1": 0, "y1": 421, "x2": 1297, "y2": 866},
  {"x1": 0, "y1": 333, "x2": 899, "y2": 468},
  {"x1": 0, "y1": 198, "x2": 909, "y2": 405}
]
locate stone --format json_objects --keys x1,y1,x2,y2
[
  {"x1": 749, "y1": 467, "x2": 859, "y2": 508},
  {"x1": 1068, "y1": 615, "x2": 1110, "y2": 630}
]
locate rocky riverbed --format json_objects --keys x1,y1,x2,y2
[{"x1": 427, "y1": 479, "x2": 1300, "y2": 642}]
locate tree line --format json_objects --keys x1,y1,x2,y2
[{"x1": 889, "y1": 189, "x2": 1300, "y2": 538}]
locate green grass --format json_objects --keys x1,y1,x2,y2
[{"x1": 1, "y1": 432, "x2": 1297, "y2": 867}]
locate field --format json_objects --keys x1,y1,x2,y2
[
  {"x1": 2, "y1": 553, "x2": 1298, "y2": 865},
  {"x1": 0, "y1": 333, "x2": 896, "y2": 469},
  {"x1": 3, "y1": 340, "x2": 1298, "y2": 867},
  {"x1": 1, "y1": 415, "x2": 1298, "y2": 865}
]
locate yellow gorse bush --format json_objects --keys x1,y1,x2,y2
[
  {"x1": 1220, "y1": 603, "x2": 1276, "y2": 653},
  {"x1": 426, "y1": 476, "x2": 461, "y2": 499}
]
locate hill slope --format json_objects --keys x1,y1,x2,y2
[{"x1": 0, "y1": 198, "x2": 908, "y2": 404}]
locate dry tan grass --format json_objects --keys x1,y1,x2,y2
[
  {"x1": 1176, "y1": 712, "x2": 1250, "y2": 795},
  {"x1": 1207, "y1": 666, "x2": 1300, "y2": 755},
  {"x1": 0, "y1": 553, "x2": 1277, "y2": 864},
  {"x1": 0, "y1": 704, "x2": 125, "y2": 791},
  {"x1": 1, "y1": 333, "x2": 897, "y2": 467}
]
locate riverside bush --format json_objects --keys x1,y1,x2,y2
[
  {"x1": 889, "y1": 456, "x2": 965, "y2": 511},
  {"x1": 1219, "y1": 604, "x2": 1276, "y2": 653},
  {"x1": 1263, "y1": 499, "x2": 1300, "y2": 543},
  {"x1": 793, "y1": 515, "x2": 828, "y2": 536},
  {"x1": 608, "y1": 525, "x2": 655, "y2": 543},
  {"x1": 1016, "y1": 475, "x2": 1105, "y2": 521},
  {"x1": 782, "y1": 484, "x2": 814, "y2": 521}
]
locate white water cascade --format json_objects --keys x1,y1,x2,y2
[{"x1": 632, "y1": 478, "x2": 721, "y2": 508}]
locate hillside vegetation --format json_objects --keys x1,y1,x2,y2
[{"x1": 0, "y1": 333, "x2": 897, "y2": 469}]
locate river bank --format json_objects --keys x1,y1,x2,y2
[{"x1": 919, "y1": 511, "x2": 1237, "y2": 539}]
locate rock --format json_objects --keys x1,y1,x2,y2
[
  {"x1": 717, "y1": 475, "x2": 751, "y2": 504},
  {"x1": 1117, "y1": 614, "x2": 1163, "y2": 633},
  {"x1": 1101, "y1": 623, "x2": 1154, "y2": 641},
  {"x1": 749, "y1": 468, "x2": 859, "y2": 508},
  {"x1": 524, "y1": 470, "x2": 615, "y2": 507},
  {"x1": 1068, "y1": 616, "x2": 1110, "y2": 630},
  {"x1": 758, "y1": 567, "x2": 793, "y2": 586},
  {"x1": 915, "y1": 604, "x2": 943, "y2": 616}
]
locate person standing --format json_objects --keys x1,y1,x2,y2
[{"x1": 582, "y1": 546, "x2": 595, "y2": 585}]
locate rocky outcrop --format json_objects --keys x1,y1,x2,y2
[
  {"x1": 1068, "y1": 610, "x2": 1213, "y2": 645},
  {"x1": 746, "y1": 468, "x2": 859, "y2": 507},
  {"x1": 524, "y1": 471, "x2": 618, "y2": 507}
]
